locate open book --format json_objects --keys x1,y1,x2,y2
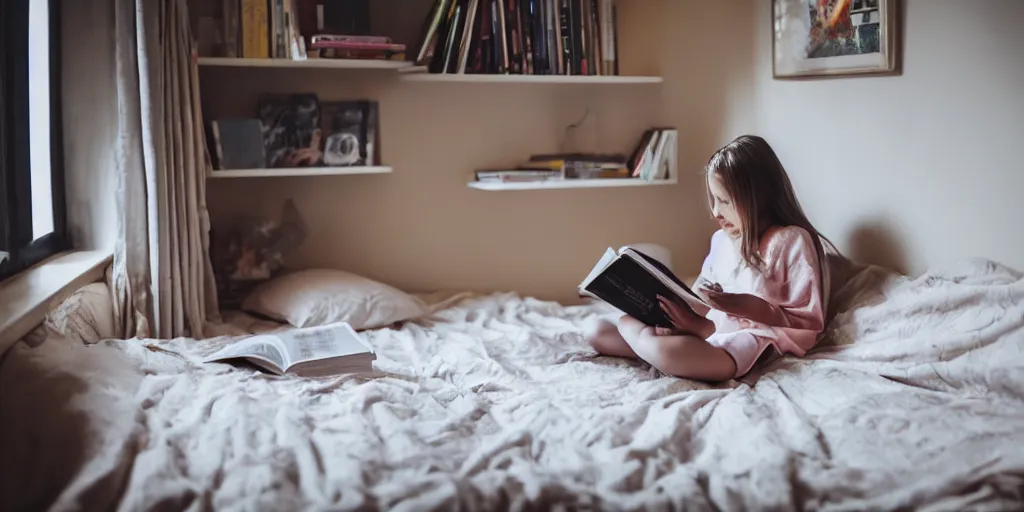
[
  {"x1": 204, "y1": 322, "x2": 375, "y2": 376},
  {"x1": 578, "y1": 246, "x2": 709, "y2": 328}
]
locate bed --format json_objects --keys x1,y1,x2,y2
[{"x1": 2, "y1": 258, "x2": 1023, "y2": 511}]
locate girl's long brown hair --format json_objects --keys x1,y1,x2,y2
[{"x1": 705, "y1": 135, "x2": 839, "y2": 273}]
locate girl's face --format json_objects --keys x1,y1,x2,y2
[{"x1": 707, "y1": 171, "x2": 742, "y2": 239}]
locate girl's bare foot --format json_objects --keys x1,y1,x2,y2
[{"x1": 585, "y1": 318, "x2": 638, "y2": 359}]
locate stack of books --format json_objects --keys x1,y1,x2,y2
[
  {"x1": 194, "y1": 0, "x2": 404, "y2": 62},
  {"x1": 413, "y1": 0, "x2": 619, "y2": 76},
  {"x1": 473, "y1": 127, "x2": 677, "y2": 184}
]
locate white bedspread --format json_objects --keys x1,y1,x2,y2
[{"x1": 2, "y1": 259, "x2": 1023, "y2": 511}]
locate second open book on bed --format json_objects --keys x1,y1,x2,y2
[
  {"x1": 579, "y1": 246, "x2": 709, "y2": 328},
  {"x1": 204, "y1": 322, "x2": 375, "y2": 376}
]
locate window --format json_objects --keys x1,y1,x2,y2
[{"x1": 1, "y1": 0, "x2": 66, "y2": 281}]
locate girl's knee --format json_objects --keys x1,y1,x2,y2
[{"x1": 584, "y1": 318, "x2": 618, "y2": 343}]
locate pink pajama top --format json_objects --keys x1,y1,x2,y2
[{"x1": 698, "y1": 225, "x2": 830, "y2": 378}]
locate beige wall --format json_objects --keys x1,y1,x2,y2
[
  {"x1": 62, "y1": 0, "x2": 118, "y2": 252},
  {"x1": 203, "y1": 0, "x2": 756, "y2": 303},
  {"x1": 751, "y1": 0, "x2": 1024, "y2": 275},
  {"x1": 204, "y1": 0, "x2": 1024, "y2": 305}
]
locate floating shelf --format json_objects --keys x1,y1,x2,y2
[
  {"x1": 401, "y1": 70, "x2": 663, "y2": 84},
  {"x1": 209, "y1": 166, "x2": 392, "y2": 178},
  {"x1": 197, "y1": 57, "x2": 414, "y2": 70},
  {"x1": 468, "y1": 178, "x2": 676, "y2": 191}
]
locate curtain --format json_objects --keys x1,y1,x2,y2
[{"x1": 112, "y1": 0, "x2": 219, "y2": 339}]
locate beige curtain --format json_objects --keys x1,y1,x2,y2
[{"x1": 112, "y1": 0, "x2": 219, "y2": 339}]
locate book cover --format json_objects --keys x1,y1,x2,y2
[
  {"x1": 320, "y1": 100, "x2": 377, "y2": 166},
  {"x1": 579, "y1": 247, "x2": 708, "y2": 328},
  {"x1": 212, "y1": 118, "x2": 266, "y2": 170},
  {"x1": 258, "y1": 93, "x2": 322, "y2": 168}
]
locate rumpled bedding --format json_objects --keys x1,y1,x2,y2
[{"x1": 1, "y1": 259, "x2": 1023, "y2": 511}]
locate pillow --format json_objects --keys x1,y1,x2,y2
[
  {"x1": 240, "y1": 269, "x2": 426, "y2": 330},
  {"x1": 44, "y1": 282, "x2": 116, "y2": 344}
]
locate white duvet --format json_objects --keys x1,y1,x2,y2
[{"x1": 2, "y1": 259, "x2": 1023, "y2": 511}]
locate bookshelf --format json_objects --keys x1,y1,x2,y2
[
  {"x1": 468, "y1": 178, "x2": 677, "y2": 191},
  {"x1": 196, "y1": 57, "x2": 662, "y2": 82},
  {"x1": 194, "y1": 0, "x2": 667, "y2": 183},
  {"x1": 399, "y1": 68, "x2": 662, "y2": 84},
  {"x1": 208, "y1": 166, "x2": 392, "y2": 178},
  {"x1": 197, "y1": 57, "x2": 415, "y2": 70}
]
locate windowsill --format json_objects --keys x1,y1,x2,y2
[{"x1": 0, "y1": 250, "x2": 112, "y2": 355}]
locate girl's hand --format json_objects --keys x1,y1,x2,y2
[
  {"x1": 655, "y1": 295, "x2": 715, "y2": 338},
  {"x1": 658, "y1": 295, "x2": 691, "y2": 333}
]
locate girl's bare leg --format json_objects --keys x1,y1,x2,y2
[
  {"x1": 585, "y1": 318, "x2": 638, "y2": 359},
  {"x1": 617, "y1": 315, "x2": 737, "y2": 382}
]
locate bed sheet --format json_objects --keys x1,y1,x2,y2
[{"x1": 2, "y1": 260, "x2": 1023, "y2": 511}]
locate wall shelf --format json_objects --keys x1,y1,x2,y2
[
  {"x1": 467, "y1": 178, "x2": 677, "y2": 191},
  {"x1": 209, "y1": 166, "x2": 392, "y2": 178},
  {"x1": 197, "y1": 57, "x2": 414, "y2": 70},
  {"x1": 400, "y1": 68, "x2": 663, "y2": 84}
]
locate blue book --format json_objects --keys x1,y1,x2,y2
[{"x1": 212, "y1": 118, "x2": 266, "y2": 170}]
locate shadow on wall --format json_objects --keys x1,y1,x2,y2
[{"x1": 846, "y1": 219, "x2": 909, "y2": 275}]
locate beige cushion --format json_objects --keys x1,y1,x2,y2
[
  {"x1": 241, "y1": 269, "x2": 426, "y2": 330},
  {"x1": 44, "y1": 282, "x2": 116, "y2": 344}
]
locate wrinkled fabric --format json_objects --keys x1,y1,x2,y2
[
  {"x1": 701, "y1": 226, "x2": 830, "y2": 377},
  {"x1": 2, "y1": 261, "x2": 1023, "y2": 511}
]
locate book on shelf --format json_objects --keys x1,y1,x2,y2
[
  {"x1": 204, "y1": 322, "x2": 375, "y2": 376},
  {"x1": 628, "y1": 127, "x2": 677, "y2": 181},
  {"x1": 237, "y1": 0, "x2": 307, "y2": 59},
  {"x1": 579, "y1": 246, "x2": 709, "y2": 328},
  {"x1": 474, "y1": 169, "x2": 563, "y2": 182},
  {"x1": 195, "y1": 0, "x2": 402, "y2": 62},
  {"x1": 211, "y1": 118, "x2": 266, "y2": 170},
  {"x1": 309, "y1": 35, "x2": 407, "y2": 61},
  {"x1": 414, "y1": 0, "x2": 619, "y2": 76}
]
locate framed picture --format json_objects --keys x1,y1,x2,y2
[{"x1": 772, "y1": 0, "x2": 899, "y2": 78}]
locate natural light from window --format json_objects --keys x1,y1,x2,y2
[{"x1": 29, "y1": 0, "x2": 53, "y2": 241}]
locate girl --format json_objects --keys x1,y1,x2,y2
[{"x1": 586, "y1": 135, "x2": 837, "y2": 382}]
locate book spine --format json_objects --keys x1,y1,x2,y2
[
  {"x1": 589, "y1": 0, "x2": 600, "y2": 75},
  {"x1": 457, "y1": 0, "x2": 479, "y2": 73},
  {"x1": 532, "y1": 0, "x2": 547, "y2": 74},
  {"x1": 414, "y1": 0, "x2": 450, "y2": 66},
  {"x1": 222, "y1": 0, "x2": 239, "y2": 57},
  {"x1": 241, "y1": 0, "x2": 269, "y2": 58},
  {"x1": 495, "y1": 0, "x2": 509, "y2": 73},
  {"x1": 611, "y1": 0, "x2": 618, "y2": 75},
  {"x1": 547, "y1": 0, "x2": 558, "y2": 75},
  {"x1": 559, "y1": 0, "x2": 572, "y2": 74},
  {"x1": 442, "y1": 1, "x2": 465, "y2": 73},
  {"x1": 601, "y1": 0, "x2": 615, "y2": 75},
  {"x1": 505, "y1": 0, "x2": 522, "y2": 74},
  {"x1": 577, "y1": 0, "x2": 588, "y2": 75},
  {"x1": 272, "y1": 0, "x2": 285, "y2": 58}
]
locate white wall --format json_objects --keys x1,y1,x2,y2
[
  {"x1": 62, "y1": 0, "x2": 118, "y2": 252},
  {"x1": 752, "y1": 0, "x2": 1024, "y2": 275}
]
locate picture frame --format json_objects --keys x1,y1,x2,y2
[{"x1": 772, "y1": 0, "x2": 899, "y2": 78}]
